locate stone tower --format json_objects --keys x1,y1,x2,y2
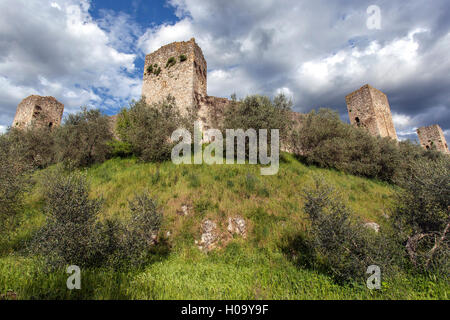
[
  {"x1": 12, "y1": 95, "x2": 64, "y2": 130},
  {"x1": 345, "y1": 84, "x2": 398, "y2": 140},
  {"x1": 417, "y1": 125, "x2": 449, "y2": 154},
  {"x1": 142, "y1": 38, "x2": 207, "y2": 116}
]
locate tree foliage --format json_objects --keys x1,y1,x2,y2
[
  {"x1": 393, "y1": 157, "x2": 449, "y2": 274},
  {"x1": 116, "y1": 97, "x2": 188, "y2": 162},
  {"x1": 223, "y1": 94, "x2": 293, "y2": 145},
  {"x1": 54, "y1": 107, "x2": 113, "y2": 167},
  {"x1": 292, "y1": 108, "x2": 445, "y2": 183},
  {"x1": 30, "y1": 167, "x2": 164, "y2": 269}
]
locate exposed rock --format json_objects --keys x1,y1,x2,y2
[
  {"x1": 227, "y1": 216, "x2": 247, "y2": 237},
  {"x1": 198, "y1": 219, "x2": 218, "y2": 252},
  {"x1": 364, "y1": 222, "x2": 380, "y2": 233},
  {"x1": 177, "y1": 204, "x2": 190, "y2": 216}
]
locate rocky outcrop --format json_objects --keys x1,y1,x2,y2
[
  {"x1": 227, "y1": 216, "x2": 247, "y2": 237},
  {"x1": 197, "y1": 219, "x2": 219, "y2": 252}
]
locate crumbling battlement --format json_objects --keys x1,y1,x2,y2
[
  {"x1": 12, "y1": 95, "x2": 64, "y2": 130},
  {"x1": 417, "y1": 125, "x2": 449, "y2": 154}
]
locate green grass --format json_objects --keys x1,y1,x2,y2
[{"x1": 0, "y1": 154, "x2": 448, "y2": 300}]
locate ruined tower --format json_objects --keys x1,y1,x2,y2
[
  {"x1": 345, "y1": 84, "x2": 398, "y2": 140},
  {"x1": 417, "y1": 125, "x2": 449, "y2": 154},
  {"x1": 142, "y1": 38, "x2": 207, "y2": 116},
  {"x1": 12, "y1": 95, "x2": 64, "y2": 130},
  {"x1": 141, "y1": 38, "x2": 231, "y2": 132}
]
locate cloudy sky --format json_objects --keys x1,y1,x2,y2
[{"x1": 0, "y1": 0, "x2": 449, "y2": 141}]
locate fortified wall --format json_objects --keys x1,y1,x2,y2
[{"x1": 9, "y1": 40, "x2": 449, "y2": 155}]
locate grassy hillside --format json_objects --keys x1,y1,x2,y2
[{"x1": 0, "y1": 154, "x2": 448, "y2": 299}]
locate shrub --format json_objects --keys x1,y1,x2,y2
[
  {"x1": 166, "y1": 57, "x2": 176, "y2": 68},
  {"x1": 302, "y1": 177, "x2": 397, "y2": 282},
  {"x1": 146, "y1": 64, "x2": 162, "y2": 76},
  {"x1": 107, "y1": 139, "x2": 133, "y2": 158},
  {"x1": 30, "y1": 167, "x2": 165, "y2": 269},
  {"x1": 30, "y1": 169, "x2": 105, "y2": 268},
  {"x1": 392, "y1": 157, "x2": 449, "y2": 274},
  {"x1": 291, "y1": 109, "x2": 441, "y2": 183},
  {"x1": 6, "y1": 127, "x2": 57, "y2": 169},
  {"x1": 293, "y1": 109, "x2": 385, "y2": 177},
  {"x1": 179, "y1": 54, "x2": 187, "y2": 62},
  {"x1": 223, "y1": 94, "x2": 293, "y2": 157},
  {"x1": 54, "y1": 107, "x2": 113, "y2": 167},
  {"x1": 0, "y1": 132, "x2": 31, "y2": 232},
  {"x1": 117, "y1": 97, "x2": 188, "y2": 162},
  {"x1": 120, "y1": 193, "x2": 163, "y2": 266}
]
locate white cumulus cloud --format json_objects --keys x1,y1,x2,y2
[{"x1": 0, "y1": 0, "x2": 142, "y2": 126}]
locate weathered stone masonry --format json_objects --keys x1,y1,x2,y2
[
  {"x1": 417, "y1": 125, "x2": 449, "y2": 154},
  {"x1": 12, "y1": 95, "x2": 64, "y2": 130},
  {"x1": 346, "y1": 84, "x2": 398, "y2": 140},
  {"x1": 141, "y1": 38, "x2": 231, "y2": 131}
]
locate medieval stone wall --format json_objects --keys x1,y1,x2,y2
[
  {"x1": 417, "y1": 125, "x2": 449, "y2": 154},
  {"x1": 198, "y1": 96, "x2": 230, "y2": 129},
  {"x1": 10, "y1": 38, "x2": 449, "y2": 158},
  {"x1": 12, "y1": 95, "x2": 64, "y2": 130},
  {"x1": 346, "y1": 84, "x2": 398, "y2": 140}
]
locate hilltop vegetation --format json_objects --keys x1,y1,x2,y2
[
  {"x1": 0, "y1": 94, "x2": 448, "y2": 300},
  {"x1": 0, "y1": 155, "x2": 448, "y2": 299}
]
